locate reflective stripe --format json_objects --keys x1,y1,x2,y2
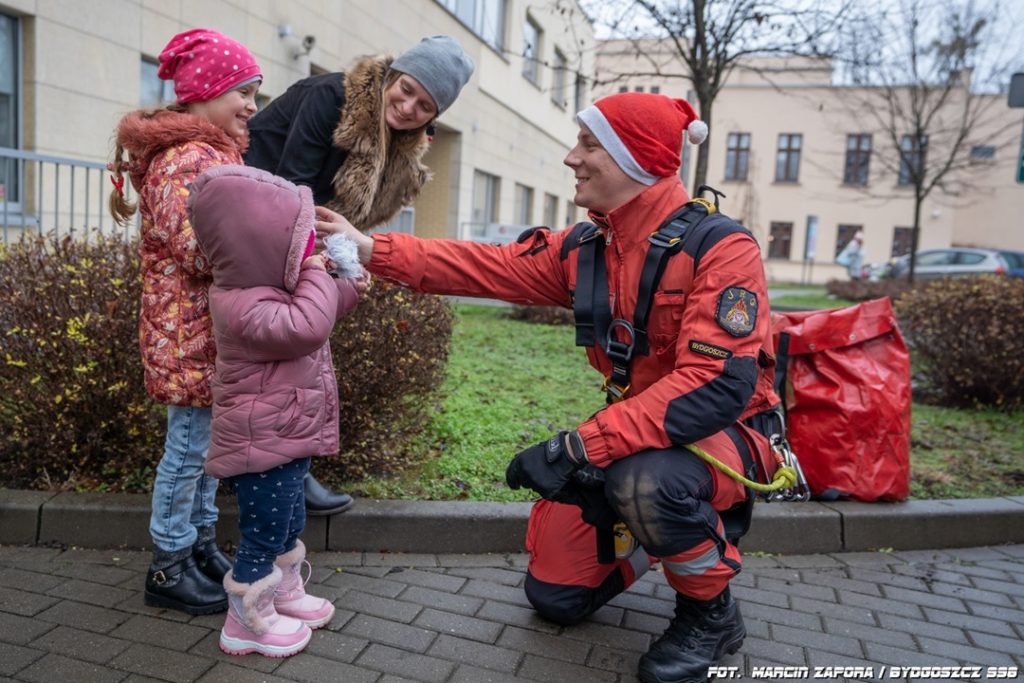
[{"x1": 662, "y1": 546, "x2": 721, "y2": 576}]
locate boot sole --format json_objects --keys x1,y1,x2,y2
[
  {"x1": 144, "y1": 590, "x2": 227, "y2": 615},
  {"x1": 219, "y1": 629, "x2": 312, "y2": 658}
]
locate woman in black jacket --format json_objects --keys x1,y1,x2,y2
[{"x1": 245, "y1": 35, "x2": 474, "y2": 514}]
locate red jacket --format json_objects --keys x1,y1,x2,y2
[{"x1": 368, "y1": 176, "x2": 777, "y2": 467}]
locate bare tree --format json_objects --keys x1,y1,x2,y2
[
  {"x1": 582, "y1": 0, "x2": 844, "y2": 188},
  {"x1": 833, "y1": 0, "x2": 1021, "y2": 282}
]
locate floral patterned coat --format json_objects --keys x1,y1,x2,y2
[{"x1": 114, "y1": 110, "x2": 246, "y2": 405}]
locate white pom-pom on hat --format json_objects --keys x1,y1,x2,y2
[{"x1": 687, "y1": 119, "x2": 708, "y2": 145}]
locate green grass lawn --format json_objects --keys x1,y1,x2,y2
[{"x1": 350, "y1": 303, "x2": 1024, "y2": 501}]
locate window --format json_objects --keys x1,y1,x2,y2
[
  {"x1": 725, "y1": 133, "x2": 750, "y2": 181},
  {"x1": 551, "y1": 48, "x2": 567, "y2": 108},
  {"x1": 471, "y1": 170, "x2": 500, "y2": 237},
  {"x1": 835, "y1": 224, "x2": 861, "y2": 258},
  {"x1": 372, "y1": 207, "x2": 414, "y2": 235},
  {"x1": 617, "y1": 85, "x2": 628, "y2": 93},
  {"x1": 898, "y1": 134, "x2": 927, "y2": 186},
  {"x1": 891, "y1": 227, "x2": 912, "y2": 257},
  {"x1": 768, "y1": 222, "x2": 793, "y2": 259},
  {"x1": 522, "y1": 16, "x2": 541, "y2": 85},
  {"x1": 970, "y1": 145, "x2": 995, "y2": 161},
  {"x1": 634, "y1": 86, "x2": 644, "y2": 92},
  {"x1": 514, "y1": 183, "x2": 534, "y2": 224},
  {"x1": 543, "y1": 192, "x2": 558, "y2": 227},
  {"x1": 574, "y1": 74, "x2": 586, "y2": 112},
  {"x1": 438, "y1": 0, "x2": 506, "y2": 50},
  {"x1": 650, "y1": 85, "x2": 661, "y2": 94},
  {"x1": 775, "y1": 134, "x2": 802, "y2": 182},
  {"x1": 0, "y1": 13, "x2": 20, "y2": 205},
  {"x1": 843, "y1": 134, "x2": 871, "y2": 186},
  {"x1": 139, "y1": 57, "x2": 175, "y2": 108},
  {"x1": 565, "y1": 199, "x2": 577, "y2": 227}
]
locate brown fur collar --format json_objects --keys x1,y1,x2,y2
[
  {"x1": 114, "y1": 109, "x2": 246, "y2": 191},
  {"x1": 327, "y1": 55, "x2": 431, "y2": 231}
]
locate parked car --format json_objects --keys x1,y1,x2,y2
[
  {"x1": 997, "y1": 250, "x2": 1024, "y2": 278},
  {"x1": 887, "y1": 247, "x2": 1011, "y2": 280}
]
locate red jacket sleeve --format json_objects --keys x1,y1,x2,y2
[
  {"x1": 577, "y1": 233, "x2": 770, "y2": 466},
  {"x1": 367, "y1": 230, "x2": 573, "y2": 307}
]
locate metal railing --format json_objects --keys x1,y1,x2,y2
[{"x1": 0, "y1": 146, "x2": 137, "y2": 244}]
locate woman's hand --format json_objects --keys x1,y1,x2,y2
[
  {"x1": 315, "y1": 206, "x2": 374, "y2": 265},
  {"x1": 302, "y1": 253, "x2": 329, "y2": 271},
  {"x1": 353, "y1": 271, "x2": 372, "y2": 296}
]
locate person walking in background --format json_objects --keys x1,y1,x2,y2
[
  {"x1": 244, "y1": 35, "x2": 474, "y2": 515},
  {"x1": 315, "y1": 92, "x2": 780, "y2": 683},
  {"x1": 187, "y1": 165, "x2": 366, "y2": 657},
  {"x1": 109, "y1": 28, "x2": 262, "y2": 615},
  {"x1": 836, "y1": 231, "x2": 865, "y2": 280}
]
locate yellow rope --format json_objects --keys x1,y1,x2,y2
[{"x1": 684, "y1": 443, "x2": 798, "y2": 492}]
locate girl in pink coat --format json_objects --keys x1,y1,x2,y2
[{"x1": 188, "y1": 165, "x2": 363, "y2": 658}]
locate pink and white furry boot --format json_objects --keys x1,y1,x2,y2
[
  {"x1": 274, "y1": 540, "x2": 335, "y2": 629},
  {"x1": 220, "y1": 566, "x2": 311, "y2": 657}
]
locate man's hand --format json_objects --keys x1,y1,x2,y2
[
  {"x1": 314, "y1": 206, "x2": 374, "y2": 264},
  {"x1": 505, "y1": 431, "x2": 587, "y2": 499}
]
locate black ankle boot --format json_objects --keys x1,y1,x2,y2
[
  {"x1": 637, "y1": 587, "x2": 745, "y2": 683},
  {"x1": 304, "y1": 472, "x2": 354, "y2": 516},
  {"x1": 144, "y1": 552, "x2": 228, "y2": 615},
  {"x1": 193, "y1": 538, "x2": 232, "y2": 584}
]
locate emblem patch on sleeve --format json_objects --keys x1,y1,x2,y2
[{"x1": 716, "y1": 287, "x2": 758, "y2": 337}]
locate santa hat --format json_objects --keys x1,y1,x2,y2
[{"x1": 576, "y1": 93, "x2": 707, "y2": 186}]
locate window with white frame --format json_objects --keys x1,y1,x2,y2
[
  {"x1": 565, "y1": 199, "x2": 577, "y2": 227},
  {"x1": 551, "y1": 48, "x2": 567, "y2": 107},
  {"x1": 514, "y1": 183, "x2": 534, "y2": 224},
  {"x1": 471, "y1": 170, "x2": 500, "y2": 237},
  {"x1": 898, "y1": 134, "x2": 927, "y2": 186},
  {"x1": 0, "y1": 13, "x2": 20, "y2": 205},
  {"x1": 775, "y1": 133, "x2": 802, "y2": 183},
  {"x1": 437, "y1": 0, "x2": 506, "y2": 50},
  {"x1": 543, "y1": 192, "x2": 558, "y2": 227},
  {"x1": 522, "y1": 15, "x2": 541, "y2": 85},
  {"x1": 574, "y1": 73, "x2": 586, "y2": 112},
  {"x1": 725, "y1": 133, "x2": 750, "y2": 181},
  {"x1": 843, "y1": 134, "x2": 871, "y2": 186}
]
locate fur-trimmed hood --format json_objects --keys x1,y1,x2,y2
[
  {"x1": 113, "y1": 109, "x2": 247, "y2": 193},
  {"x1": 327, "y1": 55, "x2": 432, "y2": 231}
]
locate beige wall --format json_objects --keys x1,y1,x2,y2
[
  {"x1": 2, "y1": 0, "x2": 595, "y2": 239},
  {"x1": 596, "y1": 39, "x2": 1024, "y2": 283}
]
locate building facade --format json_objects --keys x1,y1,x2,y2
[
  {"x1": 595, "y1": 39, "x2": 1024, "y2": 283},
  {"x1": 0, "y1": 0, "x2": 595, "y2": 242}
]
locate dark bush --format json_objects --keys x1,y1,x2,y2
[
  {"x1": 825, "y1": 278, "x2": 915, "y2": 303},
  {"x1": 0, "y1": 233, "x2": 165, "y2": 491},
  {"x1": 0, "y1": 234, "x2": 453, "y2": 491},
  {"x1": 893, "y1": 275, "x2": 1024, "y2": 410},
  {"x1": 323, "y1": 280, "x2": 452, "y2": 482},
  {"x1": 505, "y1": 304, "x2": 574, "y2": 326}
]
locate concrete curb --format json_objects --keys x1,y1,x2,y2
[{"x1": 2, "y1": 489, "x2": 1023, "y2": 554}]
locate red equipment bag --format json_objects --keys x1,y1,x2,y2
[{"x1": 771, "y1": 297, "x2": 911, "y2": 501}]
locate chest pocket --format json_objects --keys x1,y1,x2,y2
[{"x1": 648, "y1": 289, "x2": 687, "y2": 353}]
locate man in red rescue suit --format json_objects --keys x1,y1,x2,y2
[{"x1": 316, "y1": 92, "x2": 779, "y2": 683}]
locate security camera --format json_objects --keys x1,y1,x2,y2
[{"x1": 302, "y1": 35, "x2": 316, "y2": 51}]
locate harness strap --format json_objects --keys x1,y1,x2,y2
[{"x1": 572, "y1": 224, "x2": 608, "y2": 347}]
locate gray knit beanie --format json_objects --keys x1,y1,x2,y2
[{"x1": 391, "y1": 35, "x2": 474, "y2": 115}]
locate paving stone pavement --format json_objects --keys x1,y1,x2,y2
[{"x1": 0, "y1": 543, "x2": 1021, "y2": 683}]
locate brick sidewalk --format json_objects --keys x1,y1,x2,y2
[{"x1": 0, "y1": 544, "x2": 1021, "y2": 682}]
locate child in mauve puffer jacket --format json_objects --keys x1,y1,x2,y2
[{"x1": 188, "y1": 164, "x2": 365, "y2": 658}]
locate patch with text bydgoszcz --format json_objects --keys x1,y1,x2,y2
[
  {"x1": 688, "y1": 339, "x2": 734, "y2": 360},
  {"x1": 716, "y1": 287, "x2": 757, "y2": 337}
]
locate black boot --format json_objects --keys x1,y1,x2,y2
[
  {"x1": 637, "y1": 587, "x2": 745, "y2": 683},
  {"x1": 145, "y1": 548, "x2": 228, "y2": 615},
  {"x1": 192, "y1": 526, "x2": 232, "y2": 584},
  {"x1": 304, "y1": 472, "x2": 354, "y2": 516}
]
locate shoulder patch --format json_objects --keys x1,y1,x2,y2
[
  {"x1": 716, "y1": 286, "x2": 758, "y2": 337},
  {"x1": 688, "y1": 339, "x2": 733, "y2": 360}
]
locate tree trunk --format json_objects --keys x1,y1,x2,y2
[
  {"x1": 693, "y1": 99, "x2": 712, "y2": 190},
  {"x1": 908, "y1": 190, "x2": 923, "y2": 285}
]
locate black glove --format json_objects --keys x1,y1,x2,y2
[{"x1": 505, "y1": 431, "x2": 586, "y2": 500}]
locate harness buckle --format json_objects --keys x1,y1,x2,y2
[
  {"x1": 605, "y1": 319, "x2": 636, "y2": 363},
  {"x1": 602, "y1": 376, "x2": 631, "y2": 402},
  {"x1": 648, "y1": 230, "x2": 683, "y2": 250}
]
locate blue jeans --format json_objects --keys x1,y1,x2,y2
[
  {"x1": 228, "y1": 458, "x2": 310, "y2": 582},
  {"x1": 149, "y1": 406, "x2": 219, "y2": 553}
]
